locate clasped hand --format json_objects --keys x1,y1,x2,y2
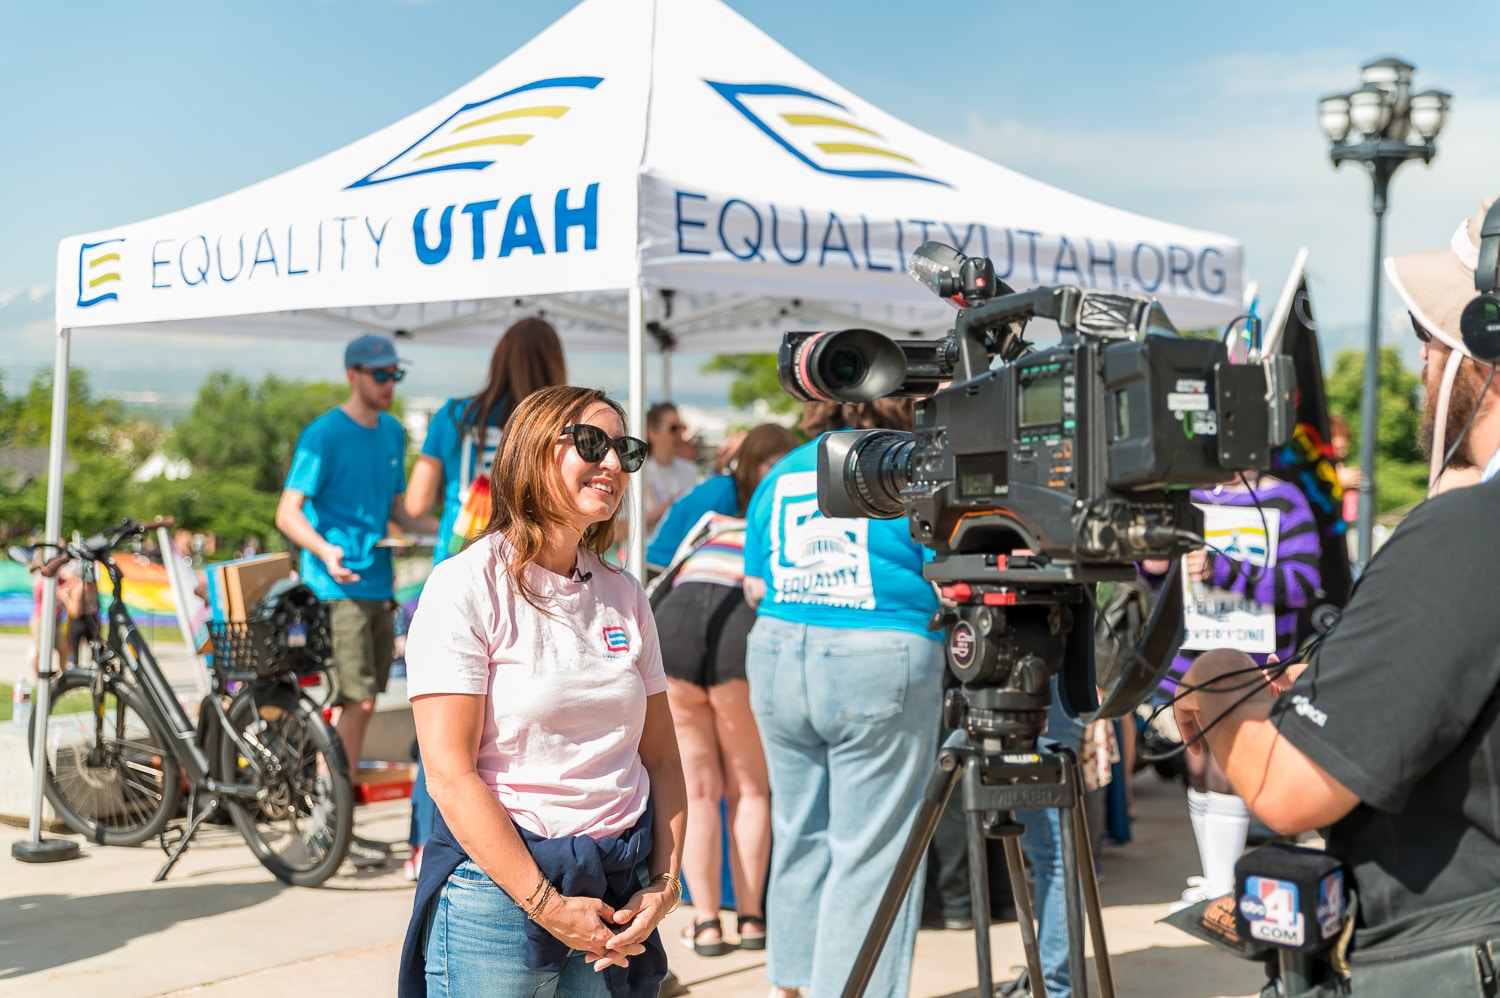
[{"x1": 536, "y1": 882, "x2": 674, "y2": 971}]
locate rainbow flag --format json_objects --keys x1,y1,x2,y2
[{"x1": 0, "y1": 556, "x2": 196, "y2": 629}]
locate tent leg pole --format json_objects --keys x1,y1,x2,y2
[
  {"x1": 15, "y1": 325, "x2": 80, "y2": 864},
  {"x1": 627, "y1": 286, "x2": 648, "y2": 578},
  {"x1": 660, "y1": 348, "x2": 672, "y2": 402}
]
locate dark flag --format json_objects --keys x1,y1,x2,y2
[{"x1": 1269, "y1": 279, "x2": 1353, "y2": 637}]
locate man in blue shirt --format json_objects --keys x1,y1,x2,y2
[{"x1": 276, "y1": 333, "x2": 435, "y2": 866}]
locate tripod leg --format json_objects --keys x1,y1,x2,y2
[
  {"x1": 1000, "y1": 835, "x2": 1047, "y2": 997},
  {"x1": 841, "y1": 760, "x2": 962, "y2": 998},
  {"x1": 965, "y1": 796, "x2": 994, "y2": 998},
  {"x1": 1057, "y1": 799, "x2": 1091, "y2": 998},
  {"x1": 1070, "y1": 773, "x2": 1115, "y2": 998}
]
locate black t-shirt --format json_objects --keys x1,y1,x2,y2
[{"x1": 1271, "y1": 475, "x2": 1500, "y2": 930}]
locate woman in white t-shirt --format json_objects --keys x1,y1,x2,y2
[
  {"x1": 643, "y1": 402, "x2": 701, "y2": 539},
  {"x1": 399, "y1": 386, "x2": 687, "y2": 998}
]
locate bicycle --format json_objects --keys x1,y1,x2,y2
[{"x1": 12, "y1": 517, "x2": 354, "y2": 886}]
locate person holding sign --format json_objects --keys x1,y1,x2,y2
[{"x1": 1145, "y1": 473, "x2": 1322, "y2": 909}]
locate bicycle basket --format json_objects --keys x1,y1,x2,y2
[{"x1": 208, "y1": 581, "x2": 331, "y2": 679}]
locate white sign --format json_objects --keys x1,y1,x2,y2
[{"x1": 1181, "y1": 504, "x2": 1280, "y2": 654}]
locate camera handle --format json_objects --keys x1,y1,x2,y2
[{"x1": 841, "y1": 729, "x2": 1115, "y2": 998}]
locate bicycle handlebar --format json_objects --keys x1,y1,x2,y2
[{"x1": 38, "y1": 552, "x2": 72, "y2": 578}]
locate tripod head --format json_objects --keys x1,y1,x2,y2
[{"x1": 934, "y1": 560, "x2": 1188, "y2": 758}]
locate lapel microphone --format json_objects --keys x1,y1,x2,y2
[{"x1": 572, "y1": 566, "x2": 593, "y2": 583}]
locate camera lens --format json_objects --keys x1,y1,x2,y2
[
  {"x1": 778, "y1": 329, "x2": 908, "y2": 403},
  {"x1": 825, "y1": 346, "x2": 867, "y2": 388}
]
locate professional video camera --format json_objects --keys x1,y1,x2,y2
[
  {"x1": 778, "y1": 242, "x2": 1296, "y2": 998},
  {"x1": 779, "y1": 241, "x2": 1295, "y2": 724}
]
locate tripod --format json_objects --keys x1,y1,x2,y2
[{"x1": 842, "y1": 706, "x2": 1115, "y2": 998}]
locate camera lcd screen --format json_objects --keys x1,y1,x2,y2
[{"x1": 1020, "y1": 369, "x2": 1065, "y2": 427}]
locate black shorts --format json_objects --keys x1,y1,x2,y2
[{"x1": 653, "y1": 582, "x2": 754, "y2": 688}]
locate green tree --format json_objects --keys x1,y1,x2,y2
[
  {"x1": 701, "y1": 354, "x2": 799, "y2": 417},
  {"x1": 1324, "y1": 347, "x2": 1428, "y2": 512},
  {"x1": 0, "y1": 369, "x2": 158, "y2": 539},
  {"x1": 171, "y1": 372, "x2": 347, "y2": 493}
]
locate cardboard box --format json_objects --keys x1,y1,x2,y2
[{"x1": 217, "y1": 553, "x2": 292, "y2": 622}]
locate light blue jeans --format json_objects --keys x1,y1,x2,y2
[
  {"x1": 745, "y1": 617, "x2": 944, "y2": 998},
  {"x1": 1018, "y1": 691, "x2": 1086, "y2": 998},
  {"x1": 424, "y1": 859, "x2": 611, "y2": 998}
]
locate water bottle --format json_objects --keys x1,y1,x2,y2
[{"x1": 12, "y1": 675, "x2": 32, "y2": 730}]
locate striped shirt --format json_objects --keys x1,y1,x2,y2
[{"x1": 1157, "y1": 479, "x2": 1322, "y2": 691}]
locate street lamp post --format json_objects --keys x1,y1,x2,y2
[{"x1": 1319, "y1": 57, "x2": 1450, "y2": 570}]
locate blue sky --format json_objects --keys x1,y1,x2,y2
[{"x1": 2, "y1": 0, "x2": 1495, "y2": 412}]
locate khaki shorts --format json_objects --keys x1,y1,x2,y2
[{"x1": 327, "y1": 598, "x2": 395, "y2": 706}]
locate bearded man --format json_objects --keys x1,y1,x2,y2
[{"x1": 1172, "y1": 198, "x2": 1500, "y2": 996}]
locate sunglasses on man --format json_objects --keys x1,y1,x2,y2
[
  {"x1": 358, "y1": 366, "x2": 407, "y2": 384},
  {"x1": 563, "y1": 423, "x2": 649, "y2": 472},
  {"x1": 1410, "y1": 314, "x2": 1434, "y2": 344}
]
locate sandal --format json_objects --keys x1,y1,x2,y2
[
  {"x1": 681, "y1": 917, "x2": 727, "y2": 957},
  {"x1": 737, "y1": 913, "x2": 767, "y2": 950}
]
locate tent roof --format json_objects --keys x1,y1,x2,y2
[{"x1": 54, "y1": 0, "x2": 1244, "y2": 352}]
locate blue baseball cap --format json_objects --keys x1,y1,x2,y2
[{"x1": 344, "y1": 333, "x2": 408, "y2": 369}]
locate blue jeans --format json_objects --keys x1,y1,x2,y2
[
  {"x1": 424, "y1": 859, "x2": 611, "y2": 997},
  {"x1": 746, "y1": 617, "x2": 944, "y2": 998},
  {"x1": 1018, "y1": 691, "x2": 1085, "y2": 998},
  {"x1": 409, "y1": 760, "x2": 434, "y2": 848}
]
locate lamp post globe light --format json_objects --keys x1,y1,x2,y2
[{"x1": 1319, "y1": 57, "x2": 1450, "y2": 570}]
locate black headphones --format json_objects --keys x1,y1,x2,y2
[{"x1": 1461, "y1": 198, "x2": 1500, "y2": 362}]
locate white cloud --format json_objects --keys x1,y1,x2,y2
[
  {"x1": 0, "y1": 284, "x2": 52, "y2": 310},
  {"x1": 946, "y1": 91, "x2": 1500, "y2": 338},
  {"x1": 1167, "y1": 50, "x2": 1366, "y2": 104}
]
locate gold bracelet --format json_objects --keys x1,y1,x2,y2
[
  {"x1": 521, "y1": 872, "x2": 547, "y2": 908},
  {"x1": 650, "y1": 872, "x2": 683, "y2": 912},
  {"x1": 524, "y1": 879, "x2": 554, "y2": 920}
]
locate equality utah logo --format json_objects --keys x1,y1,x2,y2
[
  {"x1": 706, "y1": 81, "x2": 949, "y2": 187},
  {"x1": 77, "y1": 238, "x2": 124, "y2": 308},
  {"x1": 602, "y1": 625, "x2": 630, "y2": 655},
  {"x1": 347, "y1": 76, "x2": 605, "y2": 189}
]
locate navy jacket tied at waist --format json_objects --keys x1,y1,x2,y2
[{"x1": 398, "y1": 801, "x2": 665, "y2": 997}]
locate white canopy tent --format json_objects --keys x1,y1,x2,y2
[
  {"x1": 28, "y1": 0, "x2": 1247, "y2": 849},
  {"x1": 43, "y1": 0, "x2": 1246, "y2": 615}
]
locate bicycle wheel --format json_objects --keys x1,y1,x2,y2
[
  {"x1": 34, "y1": 669, "x2": 182, "y2": 847},
  {"x1": 219, "y1": 689, "x2": 353, "y2": 887}
]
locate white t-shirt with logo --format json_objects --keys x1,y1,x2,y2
[{"x1": 405, "y1": 534, "x2": 667, "y2": 840}]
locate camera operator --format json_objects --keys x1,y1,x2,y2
[{"x1": 1174, "y1": 200, "x2": 1500, "y2": 993}]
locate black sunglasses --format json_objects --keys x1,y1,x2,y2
[
  {"x1": 358, "y1": 366, "x2": 406, "y2": 384},
  {"x1": 562, "y1": 423, "x2": 649, "y2": 472},
  {"x1": 1410, "y1": 314, "x2": 1433, "y2": 344}
]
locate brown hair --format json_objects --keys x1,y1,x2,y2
[
  {"x1": 798, "y1": 398, "x2": 915, "y2": 436},
  {"x1": 460, "y1": 318, "x2": 567, "y2": 434},
  {"x1": 646, "y1": 402, "x2": 680, "y2": 430},
  {"x1": 477, "y1": 386, "x2": 626, "y2": 609},
  {"x1": 731, "y1": 423, "x2": 798, "y2": 514}
]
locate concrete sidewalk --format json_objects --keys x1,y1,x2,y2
[{"x1": 0, "y1": 773, "x2": 1265, "y2": 997}]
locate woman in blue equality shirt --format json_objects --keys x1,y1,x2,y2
[
  {"x1": 742, "y1": 399, "x2": 943, "y2": 998},
  {"x1": 406, "y1": 317, "x2": 567, "y2": 564},
  {"x1": 401, "y1": 316, "x2": 567, "y2": 879}
]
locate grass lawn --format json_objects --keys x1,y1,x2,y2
[
  {"x1": 0, "y1": 623, "x2": 186, "y2": 643},
  {"x1": 0, "y1": 681, "x2": 114, "y2": 724}
]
